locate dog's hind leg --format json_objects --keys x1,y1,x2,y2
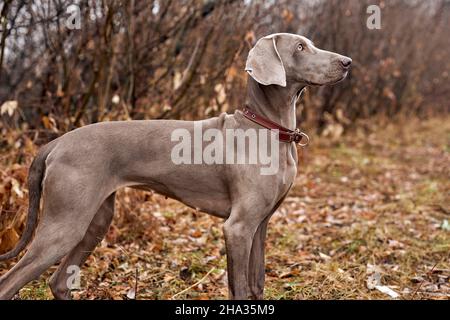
[
  {"x1": 0, "y1": 217, "x2": 92, "y2": 299},
  {"x1": 0, "y1": 170, "x2": 108, "y2": 300},
  {"x1": 49, "y1": 192, "x2": 116, "y2": 300}
]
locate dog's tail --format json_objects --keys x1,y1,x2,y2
[{"x1": 0, "y1": 141, "x2": 56, "y2": 261}]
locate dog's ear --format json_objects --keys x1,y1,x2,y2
[{"x1": 245, "y1": 34, "x2": 286, "y2": 87}]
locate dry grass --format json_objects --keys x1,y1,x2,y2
[{"x1": 1, "y1": 116, "x2": 449, "y2": 300}]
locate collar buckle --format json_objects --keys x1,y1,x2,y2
[{"x1": 293, "y1": 129, "x2": 310, "y2": 147}]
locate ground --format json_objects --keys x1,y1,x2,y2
[{"x1": 0, "y1": 116, "x2": 449, "y2": 300}]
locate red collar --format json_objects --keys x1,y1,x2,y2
[{"x1": 241, "y1": 107, "x2": 310, "y2": 146}]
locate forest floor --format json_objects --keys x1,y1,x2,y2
[{"x1": 0, "y1": 116, "x2": 449, "y2": 300}]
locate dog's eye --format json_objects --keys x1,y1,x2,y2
[{"x1": 297, "y1": 44, "x2": 304, "y2": 51}]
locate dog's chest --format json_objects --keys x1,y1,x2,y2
[{"x1": 281, "y1": 143, "x2": 298, "y2": 186}]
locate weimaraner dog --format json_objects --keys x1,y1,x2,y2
[{"x1": 0, "y1": 33, "x2": 351, "y2": 300}]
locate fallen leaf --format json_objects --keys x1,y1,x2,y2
[
  {"x1": 1, "y1": 100, "x2": 18, "y2": 116},
  {"x1": 319, "y1": 252, "x2": 331, "y2": 261},
  {"x1": 375, "y1": 285, "x2": 400, "y2": 299},
  {"x1": 366, "y1": 272, "x2": 381, "y2": 290},
  {"x1": 11, "y1": 178, "x2": 24, "y2": 198},
  {"x1": 441, "y1": 219, "x2": 450, "y2": 231},
  {"x1": 126, "y1": 288, "x2": 135, "y2": 299}
]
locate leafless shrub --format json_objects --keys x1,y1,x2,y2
[{"x1": 0, "y1": 0, "x2": 448, "y2": 137}]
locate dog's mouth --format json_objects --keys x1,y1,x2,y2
[
  {"x1": 303, "y1": 68, "x2": 349, "y2": 87},
  {"x1": 325, "y1": 70, "x2": 350, "y2": 85},
  {"x1": 303, "y1": 79, "x2": 322, "y2": 86},
  {"x1": 333, "y1": 71, "x2": 349, "y2": 84},
  {"x1": 304, "y1": 76, "x2": 346, "y2": 87}
]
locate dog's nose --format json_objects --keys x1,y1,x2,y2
[{"x1": 341, "y1": 57, "x2": 352, "y2": 68}]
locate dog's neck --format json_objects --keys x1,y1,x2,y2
[{"x1": 245, "y1": 77, "x2": 305, "y2": 131}]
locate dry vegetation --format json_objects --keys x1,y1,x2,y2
[
  {"x1": 1, "y1": 116, "x2": 448, "y2": 300},
  {"x1": 0, "y1": 0, "x2": 449, "y2": 300},
  {"x1": 1, "y1": 0, "x2": 449, "y2": 131}
]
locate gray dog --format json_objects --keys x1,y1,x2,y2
[{"x1": 0, "y1": 33, "x2": 351, "y2": 300}]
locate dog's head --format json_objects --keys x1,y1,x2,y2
[{"x1": 245, "y1": 33, "x2": 351, "y2": 87}]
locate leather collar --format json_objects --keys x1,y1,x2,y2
[{"x1": 241, "y1": 107, "x2": 310, "y2": 146}]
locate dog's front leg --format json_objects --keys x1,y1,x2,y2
[
  {"x1": 248, "y1": 216, "x2": 270, "y2": 300},
  {"x1": 248, "y1": 194, "x2": 289, "y2": 299},
  {"x1": 223, "y1": 207, "x2": 263, "y2": 300}
]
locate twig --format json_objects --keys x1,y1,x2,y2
[
  {"x1": 170, "y1": 267, "x2": 215, "y2": 300},
  {"x1": 411, "y1": 259, "x2": 441, "y2": 299},
  {"x1": 134, "y1": 266, "x2": 139, "y2": 300},
  {"x1": 116, "y1": 244, "x2": 130, "y2": 259},
  {"x1": 0, "y1": 0, "x2": 13, "y2": 79},
  {"x1": 179, "y1": 38, "x2": 200, "y2": 87}
]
